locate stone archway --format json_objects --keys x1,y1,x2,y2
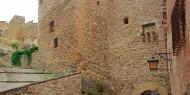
[
  {"x1": 140, "y1": 90, "x2": 160, "y2": 95},
  {"x1": 130, "y1": 82, "x2": 168, "y2": 95}
]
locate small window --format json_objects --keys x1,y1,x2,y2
[
  {"x1": 97, "y1": 1, "x2": 100, "y2": 5},
  {"x1": 124, "y1": 17, "x2": 129, "y2": 24},
  {"x1": 54, "y1": 37, "x2": 58, "y2": 48},
  {"x1": 49, "y1": 21, "x2": 55, "y2": 32}
]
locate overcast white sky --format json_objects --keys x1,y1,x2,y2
[{"x1": 0, "y1": 0, "x2": 38, "y2": 23}]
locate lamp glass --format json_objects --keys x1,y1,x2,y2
[{"x1": 148, "y1": 61, "x2": 158, "y2": 70}]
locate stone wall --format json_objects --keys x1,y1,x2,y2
[
  {"x1": 24, "y1": 21, "x2": 38, "y2": 46},
  {"x1": 38, "y1": 0, "x2": 111, "y2": 79},
  {"x1": 184, "y1": 0, "x2": 190, "y2": 87},
  {"x1": 0, "y1": 21, "x2": 8, "y2": 31},
  {"x1": 0, "y1": 21, "x2": 8, "y2": 37},
  {"x1": 0, "y1": 73, "x2": 82, "y2": 95},
  {"x1": 37, "y1": 0, "x2": 77, "y2": 72},
  {"x1": 4, "y1": 15, "x2": 38, "y2": 46},
  {"x1": 80, "y1": 0, "x2": 110, "y2": 79},
  {"x1": 38, "y1": 0, "x2": 169, "y2": 95},
  {"x1": 167, "y1": 0, "x2": 190, "y2": 95},
  {"x1": 38, "y1": 0, "x2": 66, "y2": 21},
  {"x1": 107, "y1": 0, "x2": 169, "y2": 95},
  {"x1": 5, "y1": 15, "x2": 25, "y2": 43}
]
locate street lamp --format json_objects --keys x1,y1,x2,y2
[{"x1": 147, "y1": 55, "x2": 159, "y2": 71}]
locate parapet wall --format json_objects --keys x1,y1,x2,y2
[{"x1": 0, "y1": 73, "x2": 82, "y2": 95}]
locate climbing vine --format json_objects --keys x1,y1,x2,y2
[
  {"x1": 11, "y1": 50, "x2": 23, "y2": 66},
  {"x1": 11, "y1": 45, "x2": 38, "y2": 66}
]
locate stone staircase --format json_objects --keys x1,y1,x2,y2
[{"x1": 0, "y1": 67, "x2": 61, "y2": 92}]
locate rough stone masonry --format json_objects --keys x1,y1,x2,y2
[{"x1": 35, "y1": 0, "x2": 169, "y2": 95}]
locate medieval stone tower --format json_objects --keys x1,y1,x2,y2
[
  {"x1": 5, "y1": 15, "x2": 25, "y2": 43},
  {"x1": 38, "y1": 0, "x2": 110, "y2": 76},
  {"x1": 107, "y1": 0, "x2": 169, "y2": 94},
  {"x1": 38, "y1": 0, "x2": 169, "y2": 95}
]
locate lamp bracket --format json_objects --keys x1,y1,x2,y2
[
  {"x1": 156, "y1": 52, "x2": 172, "y2": 62},
  {"x1": 156, "y1": 69, "x2": 173, "y2": 71}
]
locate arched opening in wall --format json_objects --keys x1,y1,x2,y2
[
  {"x1": 141, "y1": 32, "x2": 146, "y2": 43},
  {"x1": 152, "y1": 31, "x2": 158, "y2": 41},
  {"x1": 140, "y1": 90, "x2": 160, "y2": 95},
  {"x1": 146, "y1": 32, "x2": 151, "y2": 42}
]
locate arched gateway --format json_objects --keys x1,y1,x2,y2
[
  {"x1": 140, "y1": 90, "x2": 160, "y2": 95},
  {"x1": 130, "y1": 82, "x2": 167, "y2": 95}
]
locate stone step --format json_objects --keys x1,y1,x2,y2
[
  {"x1": 6, "y1": 74, "x2": 44, "y2": 82},
  {"x1": 0, "y1": 67, "x2": 44, "y2": 73},
  {"x1": 0, "y1": 83, "x2": 30, "y2": 92}
]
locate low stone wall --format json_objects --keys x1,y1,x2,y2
[
  {"x1": 0, "y1": 73, "x2": 82, "y2": 95},
  {"x1": 0, "y1": 54, "x2": 11, "y2": 67}
]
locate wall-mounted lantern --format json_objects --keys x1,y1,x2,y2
[
  {"x1": 147, "y1": 53, "x2": 172, "y2": 71},
  {"x1": 147, "y1": 55, "x2": 159, "y2": 71},
  {"x1": 147, "y1": 53, "x2": 173, "y2": 95}
]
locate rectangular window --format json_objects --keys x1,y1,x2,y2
[
  {"x1": 54, "y1": 37, "x2": 58, "y2": 48},
  {"x1": 124, "y1": 17, "x2": 129, "y2": 24},
  {"x1": 49, "y1": 21, "x2": 55, "y2": 32}
]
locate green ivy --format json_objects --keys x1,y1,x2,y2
[
  {"x1": 22, "y1": 46, "x2": 38, "y2": 65},
  {"x1": 11, "y1": 50, "x2": 23, "y2": 66},
  {"x1": 11, "y1": 45, "x2": 38, "y2": 66}
]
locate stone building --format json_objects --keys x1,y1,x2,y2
[
  {"x1": 107, "y1": 0, "x2": 169, "y2": 94},
  {"x1": 5, "y1": 15, "x2": 38, "y2": 47},
  {"x1": 24, "y1": 21, "x2": 38, "y2": 46},
  {"x1": 38, "y1": 0, "x2": 169, "y2": 95},
  {"x1": 5, "y1": 15, "x2": 25, "y2": 43},
  {"x1": 167, "y1": 0, "x2": 190, "y2": 95},
  {"x1": 0, "y1": 21, "x2": 8, "y2": 37},
  {"x1": 0, "y1": 16, "x2": 39, "y2": 67}
]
